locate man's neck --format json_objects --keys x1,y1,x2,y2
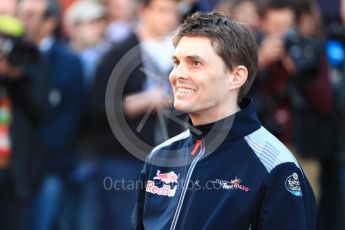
[
  {"x1": 189, "y1": 102, "x2": 241, "y2": 126},
  {"x1": 70, "y1": 39, "x2": 90, "y2": 53}
]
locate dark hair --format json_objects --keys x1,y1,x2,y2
[
  {"x1": 42, "y1": 0, "x2": 62, "y2": 38},
  {"x1": 43, "y1": 0, "x2": 61, "y2": 19},
  {"x1": 293, "y1": 0, "x2": 313, "y2": 24},
  {"x1": 173, "y1": 11, "x2": 258, "y2": 103}
]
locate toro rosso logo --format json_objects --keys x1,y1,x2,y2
[
  {"x1": 146, "y1": 170, "x2": 179, "y2": 197},
  {"x1": 212, "y1": 177, "x2": 250, "y2": 192}
]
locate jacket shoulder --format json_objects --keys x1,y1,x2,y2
[{"x1": 244, "y1": 126, "x2": 300, "y2": 173}]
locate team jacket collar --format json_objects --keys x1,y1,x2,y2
[{"x1": 187, "y1": 97, "x2": 261, "y2": 143}]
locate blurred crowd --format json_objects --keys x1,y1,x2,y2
[{"x1": 0, "y1": 0, "x2": 345, "y2": 229}]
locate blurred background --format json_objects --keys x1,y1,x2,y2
[{"x1": 0, "y1": 0, "x2": 345, "y2": 229}]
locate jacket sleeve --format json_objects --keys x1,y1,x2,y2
[
  {"x1": 5, "y1": 56, "x2": 50, "y2": 124},
  {"x1": 255, "y1": 163, "x2": 317, "y2": 230},
  {"x1": 130, "y1": 162, "x2": 149, "y2": 230}
]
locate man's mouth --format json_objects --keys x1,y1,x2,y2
[{"x1": 177, "y1": 87, "x2": 195, "y2": 94}]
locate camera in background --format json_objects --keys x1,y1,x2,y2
[{"x1": 0, "y1": 15, "x2": 39, "y2": 70}]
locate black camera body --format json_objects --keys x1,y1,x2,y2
[
  {"x1": 284, "y1": 28, "x2": 321, "y2": 79},
  {"x1": 0, "y1": 35, "x2": 39, "y2": 69}
]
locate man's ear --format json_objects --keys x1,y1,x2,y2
[{"x1": 228, "y1": 65, "x2": 248, "y2": 90}]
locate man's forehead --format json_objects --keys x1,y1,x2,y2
[
  {"x1": 173, "y1": 36, "x2": 215, "y2": 58},
  {"x1": 144, "y1": 0, "x2": 178, "y2": 8},
  {"x1": 19, "y1": 0, "x2": 46, "y2": 11}
]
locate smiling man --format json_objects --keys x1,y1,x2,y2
[{"x1": 131, "y1": 11, "x2": 316, "y2": 230}]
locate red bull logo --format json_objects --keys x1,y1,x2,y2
[
  {"x1": 153, "y1": 170, "x2": 179, "y2": 184},
  {"x1": 146, "y1": 181, "x2": 177, "y2": 197},
  {"x1": 146, "y1": 170, "x2": 179, "y2": 197}
]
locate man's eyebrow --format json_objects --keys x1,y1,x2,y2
[
  {"x1": 172, "y1": 55, "x2": 203, "y2": 61},
  {"x1": 186, "y1": 55, "x2": 203, "y2": 62}
]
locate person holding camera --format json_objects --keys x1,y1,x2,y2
[
  {"x1": 255, "y1": 1, "x2": 344, "y2": 229},
  {"x1": 17, "y1": 0, "x2": 84, "y2": 228},
  {"x1": 253, "y1": 0, "x2": 330, "y2": 149},
  {"x1": 0, "y1": 15, "x2": 50, "y2": 230}
]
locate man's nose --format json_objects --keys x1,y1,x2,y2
[{"x1": 171, "y1": 63, "x2": 188, "y2": 80}]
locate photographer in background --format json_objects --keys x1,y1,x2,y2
[
  {"x1": 0, "y1": 15, "x2": 49, "y2": 230},
  {"x1": 254, "y1": 1, "x2": 345, "y2": 229},
  {"x1": 17, "y1": 0, "x2": 84, "y2": 228},
  {"x1": 253, "y1": 0, "x2": 325, "y2": 147},
  {"x1": 216, "y1": 0, "x2": 260, "y2": 33}
]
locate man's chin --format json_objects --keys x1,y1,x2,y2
[{"x1": 173, "y1": 102, "x2": 195, "y2": 113}]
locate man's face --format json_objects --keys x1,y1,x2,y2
[
  {"x1": 233, "y1": 1, "x2": 259, "y2": 32},
  {"x1": 141, "y1": 0, "x2": 179, "y2": 37},
  {"x1": 107, "y1": 0, "x2": 135, "y2": 21},
  {"x1": 0, "y1": 0, "x2": 17, "y2": 16},
  {"x1": 17, "y1": 0, "x2": 47, "y2": 42},
  {"x1": 74, "y1": 19, "x2": 106, "y2": 48},
  {"x1": 262, "y1": 8, "x2": 295, "y2": 36},
  {"x1": 169, "y1": 36, "x2": 232, "y2": 118}
]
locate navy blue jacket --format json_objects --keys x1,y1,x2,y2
[
  {"x1": 131, "y1": 98, "x2": 316, "y2": 230},
  {"x1": 39, "y1": 40, "x2": 83, "y2": 174}
]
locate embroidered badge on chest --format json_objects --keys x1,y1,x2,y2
[
  {"x1": 211, "y1": 178, "x2": 250, "y2": 192},
  {"x1": 146, "y1": 170, "x2": 179, "y2": 197}
]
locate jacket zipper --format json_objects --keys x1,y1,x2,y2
[{"x1": 170, "y1": 138, "x2": 205, "y2": 230}]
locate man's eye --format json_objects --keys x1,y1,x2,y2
[
  {"x1": 191, "y1": 61, "x2": 201, "y2": 67},
  {"x1": 173, "y1": 60, "x2": 180, "y2": 67}
]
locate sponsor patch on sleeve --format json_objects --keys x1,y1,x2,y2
[{"x1": 285, "y1": 173, "x2": 302, "y2": 197}]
